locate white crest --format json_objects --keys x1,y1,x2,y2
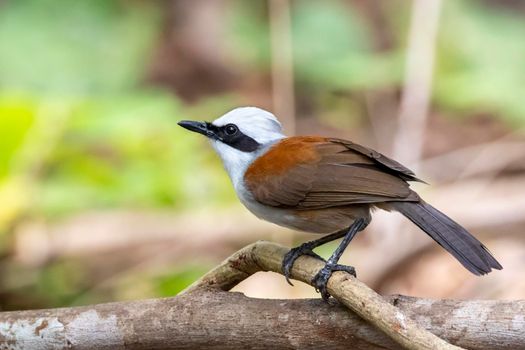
[{"x1": 212, "y1": 107, "x2": 285, "y2": 145}]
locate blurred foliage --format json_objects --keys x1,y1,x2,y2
[
  {"x1": 0, "y1": 0, "x2": 236, "y2": 226},
  {"x1": 229, "y1": 1, "x2": 404, "y2": 90},
  {"x1": 436, "y1": 0, "x2": 525, "y2": 125},
  {"x1": 0, "y1": 0, "x2": 159, "y2": 93},
  {"x1": 155, "y1": 266, "x2": 211, "y2": 297},
  {"x1": 228, "y1": 0, "x2": 525, "y2": 126},
  {"x1": 1, "y1": 257, "x2": 89, "y2": 309},
  {"x1": 291, "y1": 2, "x2": 403, "y2": 90},
  {"x1": 0, "y1": 0, "x2": 235, "y2": 308},
  {"x1": 0, "y1": 95, "x2": 35, "y2": 179},
  {"x1": 1, "y1": 0, "x2": 523, "y2": 226},
  {"x1": 0, "y1": 0, "x2": 523, "y2": 309},
  {"x1": 34, "y1": 93, "x2": 235, "y2": 217}
]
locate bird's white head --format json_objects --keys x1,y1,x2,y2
[
  {"x1": 212, "y1": 107, "x2": 284, "y2": 144},
  {"x1": 178, "y1": 107, "x2": 285, "y2": 186}
]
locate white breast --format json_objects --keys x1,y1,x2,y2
[
  {"x1": 235, "y1": 182, "x2": 305, "y2": 230},
  {"x1": 210, "y1": 139, "x2": 300, "y2": 229}
]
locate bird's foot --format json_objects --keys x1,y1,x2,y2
[
  {"x1": 311, "y1": 263, "x2": 356, "y2": 301},
  {"x1": 282, "y1": 243, "x2": 325, "y2": 286}
]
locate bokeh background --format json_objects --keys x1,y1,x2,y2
[{"x1": 0, "y1": 0, "x2": 524, "y2": 310}]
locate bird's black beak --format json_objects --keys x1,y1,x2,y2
[{"x1": 178, "y1": 120, "x2": 215, "y2": 138}]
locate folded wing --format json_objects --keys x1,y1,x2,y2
[{"x1": 244, "y1": 137, "x2": 421, "y2": 209}]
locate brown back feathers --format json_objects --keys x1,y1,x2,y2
[{"x1": 244, "y1": 137, "x2": 420, "y2": 209}]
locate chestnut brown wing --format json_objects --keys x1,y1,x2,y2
[{"x1": 244, "y1": 137, "x2": 420, "y2": 209}]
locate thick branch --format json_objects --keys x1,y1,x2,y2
[
  {"x1": 0, "y1": 289, "x2": 523, "y2": 349},
  {"x1": 0, "y1": 241, "x2": 523, "y2": 350}
]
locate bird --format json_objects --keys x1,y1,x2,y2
[{"x1": 178, "y1": 106, "x2": 502, "y2": 300}]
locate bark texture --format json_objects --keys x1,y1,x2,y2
[
  {"x1": 0, "y1": 241, "x2": 523, "y2": 350},
  {"x1": 183, "y1": 241, "x2": 461, "y2": 349},
  {"x1": 0, "y1": 290, "x2": 524, "y2": 350}
]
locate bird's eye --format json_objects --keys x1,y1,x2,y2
[{"x1": 224, "y1": 124, "x2": 238, "y2": 136}]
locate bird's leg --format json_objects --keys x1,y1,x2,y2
[
  {"x1": 311, "y1": 218, "x2": 368, "y2": 301},
  {"x1": 282, "y1": 228, "x2": 351, "y2": 286}
]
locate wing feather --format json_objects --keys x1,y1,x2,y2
[
  {"x1": 329, "y1": 138, "x2": 425, "y2": 182},
  {"x1": 244, "y1": 137, "x2": 421, "y2": 209}
]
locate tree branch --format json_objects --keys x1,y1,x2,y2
[
  {"x1": 0, "y1": 241, "x2": 523, "y2": 349},
  {"x1": 184, "y1": 241, "x2": 461, "y2": 349},
  {"x1": 1, "y1": 288, "x2": 523, "y2": 350}
]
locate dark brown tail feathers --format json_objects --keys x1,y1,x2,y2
[{"x1": 390, "y1": 201, "x2": 502, "y2": 275}]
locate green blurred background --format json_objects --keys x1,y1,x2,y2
[{"x1": 0, "y1": 0, "x2": 524, "y2": 310}]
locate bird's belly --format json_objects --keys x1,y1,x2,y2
[{"x1": 240, "y1": 195, "x2": 368, "y2": 234}]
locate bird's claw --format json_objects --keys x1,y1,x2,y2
[
  {"x1": 282, "y1": 244, "x2": 325, "y2": 286},
  {"x1": 311, "y1": 263, "x2": 356, "y2": 301}
]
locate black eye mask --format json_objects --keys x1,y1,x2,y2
[{"x1": 206, "y1": 123, "x2": 261, "y2": 152}]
